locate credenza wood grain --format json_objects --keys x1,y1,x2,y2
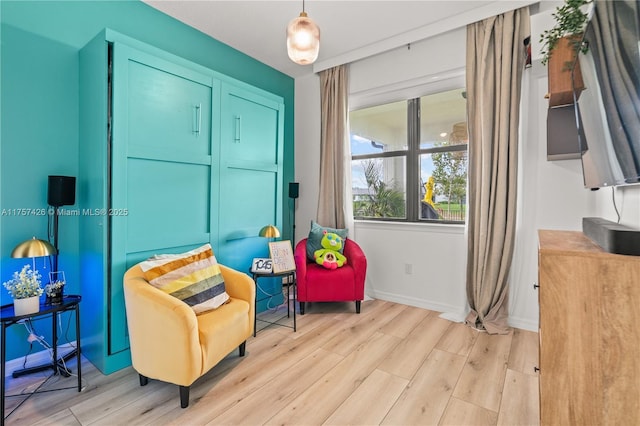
[{"x1": 538, "y1": 230, "x2": 640, "y2": 425}]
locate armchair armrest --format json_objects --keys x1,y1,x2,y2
[
  {"x1": 123, "y1": 265, "x2": 202, "y2": 384},
  {"x1": 294, "y1": 239, "x2": 309, "y2": 297},
  {"x1": 219, "y1": 265, "x2": 255, "y2": 325},
  {"x1": 344, "y1": 239, "x2": 367, "y2": 299}
]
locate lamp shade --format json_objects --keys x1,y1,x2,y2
[
  {"x1": 286, "y1": 11, "x2": 320, "y2": 65},
  {"x1": 259, "y1": 225, "x2": 281, "y2": 238},
  {"x1": 11, "y1": 237, "x2": 57, "y2": 258}
]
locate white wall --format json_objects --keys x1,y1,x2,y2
[
  {"x1": 296, "y1": 29, "x2": 470, "y2": 319},
  {"x1": 593, "y1": 186, "x2": 640, "y2": 227},
  {"x1": 294, "y1": 73, "x2": 321, "y2": 247},
  {"x1": 294, "y1": 5, "x2": 640, "y2": 332},
  {"x1": 509, "y1": 69, "x2": 597, "y2": 331},
  {"x1": 355, "y1": 221, "x2": 467, "y2": 318},
  {"x1": 349, "y1": 29, "x2": 470, "y2": 318}
]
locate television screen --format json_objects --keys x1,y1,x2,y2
[{"x1": 573, "y1": 0, "x2": 640, "y2": 189}]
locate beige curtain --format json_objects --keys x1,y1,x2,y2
[
  {"x1": 465, "y1": 7, "x2": 530, "y2": 334},
  {"x1": 317, "y1": 65, "x2": 350, "y2": 229}
]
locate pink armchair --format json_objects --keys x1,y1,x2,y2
[{"x1": 294, "y1": 238, "x2": 367, "y2": 314}]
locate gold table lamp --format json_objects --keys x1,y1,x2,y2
[
  {"x1": 258, "y1": 225, "x2": 280, "y2": 239},
  {"x1": 11, "y1": 237, "x2": 57, "y2": 270}
]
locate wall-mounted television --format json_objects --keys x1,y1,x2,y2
[{"x1": 573, "y1": 0, "x2": 640, "y2": 189}]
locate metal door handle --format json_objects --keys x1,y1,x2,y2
[
  {"x1": 234, "y1": 115, "x2": 241, "y2": 143},
  {"x1": 193, "y1": 104, "x2": 202, "y2": 136}
]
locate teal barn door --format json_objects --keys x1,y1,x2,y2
[
  {"x1": 79, "y1": 30, "x2": 288, "y2": 373},
  {"x1": 218, "y1": 82, "x2": 284, "y2": 308},
  {"x1": 110, "y1": 43, "x2": 219, "y2": 354}
]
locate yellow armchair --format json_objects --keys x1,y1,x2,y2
[{"x1": 123, "y1": 263, "x2": 255, "y2": 408}]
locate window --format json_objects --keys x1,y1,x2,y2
[{"x1": 350, "y1": 88, "x2": 468, "y2": 223}]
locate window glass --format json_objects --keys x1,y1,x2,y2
[
  {"x1": 420, "y1": 151, "x2": 467, "y2": 222},
  {"x1": 350, "y1": 100, "x2": 407, "y2": 153},
  {"x1": 420, "y1": 89, "x2": 468, "y2": 150},
  {"x1": 352, "y1": 157, "x2": 406, "y2": 219},
  {"x1": 419, "y1": 88, "x2": 468, "y2": 222},
  {"x1": 350, "y1": 87, "x2": 467, "y2": 223}
]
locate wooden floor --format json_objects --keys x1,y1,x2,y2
[{"x1": 4, "y1": 299, "x2": 540, "y2": 425}]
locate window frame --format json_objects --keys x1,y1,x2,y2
[{"x1": 350, "y1": 88, "x2": 468, "y2": 224}]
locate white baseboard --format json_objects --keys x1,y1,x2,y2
[
  {"x1": 508, "y1": 316, "x2": 539, "y2": 332},
  {"x1": 367, "y1": 289, "x2": 539, "y2": 332},
  {"x1": 4, "y1": 343, "x2": 76, "y2": 378},
  {"x1": 367, "y1": 289, "x2": 464, "y2": 317},
  {"x1": 438, "y1": 310, "x2": 468, "y2": 323}
]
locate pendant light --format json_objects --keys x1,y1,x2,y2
[{"x1": 286, "y1": 0, "x2": 320, "y2": 65}]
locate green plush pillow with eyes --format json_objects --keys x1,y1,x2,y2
[{"x1": 313, "y1": 231, "x2": 347, "y2": 269}]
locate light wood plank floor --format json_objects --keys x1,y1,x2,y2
[{"x1": 4, "y1": 299, "x2": 540, "y2": 425}]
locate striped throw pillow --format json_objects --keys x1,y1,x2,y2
[{"x1": 139, "y1": 244, "x2": 229, "y2": 314}]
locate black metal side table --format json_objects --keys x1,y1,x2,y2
[
  {"x1": 252, "y1": 270, "x2": 296, "y2": 336},
  {"x1": 1, "y1": 295, "x2": 81, "y2": 425}
]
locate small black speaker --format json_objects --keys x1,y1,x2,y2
[
  {"x1": 48, "y1": 176, "x2": 76, "y2": 207},
  {"x1": 288, "y1": 182, "x2": 299, "y2": 199}
]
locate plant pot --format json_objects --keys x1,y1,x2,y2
[
  {"x1": 13, "y1": 295, "x2": 40, "y2": 316},
  {"x1": 46, "y1": 289, "x2": 64, "y2": 305},
  {"x1": 547, "y1": 34, "x2": 585, "y2": 107}
]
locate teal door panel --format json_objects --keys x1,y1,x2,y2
[
  {"x1": 79, "y1": 32, "x2": 111, "y2": 372},
  {"x1": 107, "y1": 254, "x2": 128, "y2": 355},
  {"x1": 125, "y1": 158, "x2": 212, "y2": 252},
  {"x1": 219, "y1": 167, "x2": 278, "y2": 242},
  {"x1": 127, "y1": 146, "x2": 211, "y2": 166},
  {"x1": 217, "y1": 82, "x2": 284, "y2": 285},
  {"x1": 110, "y1": 42, "x2": 216, "y2": 354},
  {"x1": 127, "y1": 59, "x2": 212, "y2": 156},
  {"x1": 223, "y1": 160, "x2": 278, "y2": 173},
  {"x1": 221, "y1": 84, "x2": 281, "y2": 164}
]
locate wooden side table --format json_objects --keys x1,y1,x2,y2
[
  {"x1": 1, "y1": 295, "x2": 82, "y2": 425},
  {"x1": 252, "y1": 270, "x2": 296, "y2": 336}
]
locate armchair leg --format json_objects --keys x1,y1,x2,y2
[
  {"x1": 239, "y1": 341, "x2": 246, "y2": 357},
  {"x1": 139, "y1": 374, "x2": 149, "y2": 386},
  {"x1": 356, "y1": 301, "x2": 361, "y2": 314},
  {"x1": 179, "y1": 385, "x2": 190, "y2": 408},
  {"x1": 299, "y1": 301, "x2": 305, "y2": 315}
]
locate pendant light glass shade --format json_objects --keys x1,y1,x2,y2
[{"x1": 286, "y1": 11, "x2": 320, "y2": 65}]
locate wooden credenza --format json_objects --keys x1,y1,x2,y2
[{"x1": 538, "y1": 230, "x2": 640, "y2": 425}]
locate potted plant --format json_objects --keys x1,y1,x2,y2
[
  {"x1": 539, "y1": 0, "x2": 592, "y2": 106},
  {"x1": 3, "y1": 264, "x2": 44, "y2": 316},
  {"x1": 539, "y1": 0, "x2": 592, "y2": 66}
]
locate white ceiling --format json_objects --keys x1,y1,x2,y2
[{"x1": 143, "y1": 0, "x2": 537, "y2": 78}]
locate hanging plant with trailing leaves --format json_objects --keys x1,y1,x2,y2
[{"x1": 539, "y1": 0, "x2": 592, "y2": 66}]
